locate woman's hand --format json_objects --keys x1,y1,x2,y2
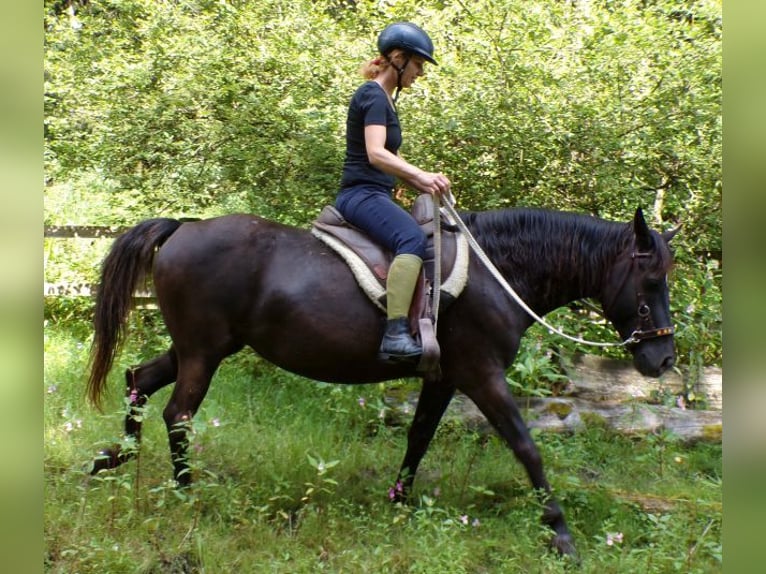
[{"x1": 410, "y1": 170, "x2": 451, "y2": 196}]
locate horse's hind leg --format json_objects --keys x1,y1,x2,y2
[
  {"x1": 162, "y1": 354, "x2": 221, "y2": 487},
  {"x1": 462, "y1": 375, "x2": 577, "y2": 558},
  {"x1": 392, "y1": 374, "x2": 455, "y2": 501},
  {"x1": 91, "y1": 349, "x2": 178, "y2": 475}
]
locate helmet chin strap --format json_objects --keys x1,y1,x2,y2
[{"x1": 385, "y1": 53, "x2": 411, "y2": 103}]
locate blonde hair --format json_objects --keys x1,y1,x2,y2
[
  {"x1": 358, "y1": 49, "x2": 405, "y2": 79},
  {"x1": 359, "y1": 56, "x2": 388, "y2": 79}
]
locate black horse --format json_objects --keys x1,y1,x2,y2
[{"x1": 86, "y1": 205, "x2": 677, "y2": 556}]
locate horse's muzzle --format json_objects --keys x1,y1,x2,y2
[{"x1": 633, "y1": 348, "x2": 675, "y2": 378}]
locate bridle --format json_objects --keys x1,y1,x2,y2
[{"x1": 603, "y1": 249, "x2": 675, "y2": 346}]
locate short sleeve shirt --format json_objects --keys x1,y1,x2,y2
[{"x1": 340, "y1": 81, "x2": 401, "y2": 191}]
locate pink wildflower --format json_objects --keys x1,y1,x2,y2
[
  {"x1": 606, "y1": 532, "x2": 624, "y2": 546},
  {"x1": 388, "y1": 480, "x2": 404, "y2": 500}
]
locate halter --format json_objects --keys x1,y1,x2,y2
[{"x1": 615, "y1": 250, "x2": 676, "y2": 346}]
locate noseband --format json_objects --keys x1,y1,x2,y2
[{"x1": 610, "y1": 250, "x2": 675, "y2": 346}]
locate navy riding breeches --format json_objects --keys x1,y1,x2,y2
[{"x1": 335, "y1": 186, "x2": 427, "y2": 259}]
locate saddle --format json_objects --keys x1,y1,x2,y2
[{"x1": 311, "y1": 194, "x2": 469, "y2": 371}]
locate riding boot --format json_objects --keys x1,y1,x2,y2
[
  {"x1": 379, "y1": 254, "x2": 423, "y2": 362},
  {"x1": 379, "y1": 317, "x2": 422, "y2": 361}
]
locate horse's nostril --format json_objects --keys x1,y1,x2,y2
[{"x1": 661, "y1": 355, "x2": 675, "y2": 372}]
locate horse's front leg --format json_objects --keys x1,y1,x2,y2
[
  {"x1": 462, "y1": 375, "x2": 577, "y2": 558},
  {"x1": 392, "y1": 374, "x2": 455, "y2": 502},
  {"x1": 91, "y1": 350, "x2": 177, "y2": 474}
]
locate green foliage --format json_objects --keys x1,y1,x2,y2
[
  {"x1": 506, "y1": 338, "x2": 569, "y2": 397},
  {"x1": 672, "y1": 257, "x2": 723, "y2": 370},
  {"x1": 44, "y1": 0, "x2": 721, "y2": 369},
  {"x1": 45, "y1": 0, "x2": 721, "y2": 223},
  {"x1": 45, "y1": 0, "x2": 355, "y2": 224}
]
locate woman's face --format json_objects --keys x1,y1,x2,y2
[
  {"x1": 403, "y1": 56, "x2": 426, "y2": 87},
  {"x1": 390, "y1": 51, "x2": 426, "y2": 88}
]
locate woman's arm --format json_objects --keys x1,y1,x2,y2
[{"x1": 365, "y1": 124, "x2": 450, "y2": 196}]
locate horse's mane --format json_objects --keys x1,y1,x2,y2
[{"x1": 460, "y1": 207, "x2": 671, "y2": 296}]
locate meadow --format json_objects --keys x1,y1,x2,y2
[{"x1": 44, "y1": 314, "x2": 721, "y2": 573}]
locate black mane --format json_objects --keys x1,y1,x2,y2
[{"x1": 460, "y1": 207, "x2": 668, "y2": 305}]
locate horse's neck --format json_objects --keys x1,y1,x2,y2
[{"x1": 472, "y1": 213, "x2": 625, "y2": 314}]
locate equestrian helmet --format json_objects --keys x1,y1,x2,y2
[{"x1": 377, "y1": 22, "x2": 437, "y2": 65}]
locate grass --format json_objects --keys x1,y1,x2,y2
[{"x1": 44, "y1": 320, "x2": 722, "y2": 573}]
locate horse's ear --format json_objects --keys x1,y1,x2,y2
[
  {"x1": 633, "y1": 207, "x2": 653, "y2": 251},
  {"x1": 662, "y1": 225, "x2": 681, "y2": 244}
]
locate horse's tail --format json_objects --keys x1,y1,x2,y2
[{"x1": 87, "y1": 218, "x2": 183, "y2": 410}]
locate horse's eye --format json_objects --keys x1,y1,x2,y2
[{"x1": 638, "y1": 304, "x2": 650, "y2": 317}]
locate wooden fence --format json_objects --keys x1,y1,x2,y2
[{"x1": 44, "y1": 224, "x2": 154, "y2": 301}]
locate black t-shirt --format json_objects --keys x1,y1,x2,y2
[{"x1": 340, "y1": 81, "x2": 401, "y2": 191}]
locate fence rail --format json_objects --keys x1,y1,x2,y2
[
  {"x1": 44, "y1": 282, "x2": 155, "y2": 299},
  {"x1": 45, "y1": 225, "x2": 147, "y2": 299},
  {"x1": 44, "y1": 225, "x2": 130, "y2": 238}
]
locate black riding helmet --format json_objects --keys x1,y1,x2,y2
[
  {"x1": 377, "y1": 22, "x2": 436, "y2": 102},
  {"x1": 377, "y1": 22, "x2": 437, "y2": 65}
]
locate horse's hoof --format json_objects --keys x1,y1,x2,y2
[{"x1": 549, "y1": 533, "x2": 579, "y2": 560}]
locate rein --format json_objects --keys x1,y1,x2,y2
[{"x1": 439, "y1": 199, "x2": 672, "y2": 348}]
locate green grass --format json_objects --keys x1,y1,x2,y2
[{"x1": 44, "y1": 321, "x2": 722, "y2": 573}]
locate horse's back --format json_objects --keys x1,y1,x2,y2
[
  {"x1": 152, "y1": 214, "x2": 300, "y2": 325},
  {"x1": 155, "y1": 214, "x2": 315, "y2": 281},
  {"x1": 151, "y1": 214, "x2": 392, "y2": 379}
]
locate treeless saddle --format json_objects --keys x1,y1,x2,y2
[{"x1": 311, "y1": 194, "x2": 469, "y2": 371}]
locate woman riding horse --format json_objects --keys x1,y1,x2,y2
[{"x1": 335, "y1": 22, "x2": 451, "y2": 363}]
